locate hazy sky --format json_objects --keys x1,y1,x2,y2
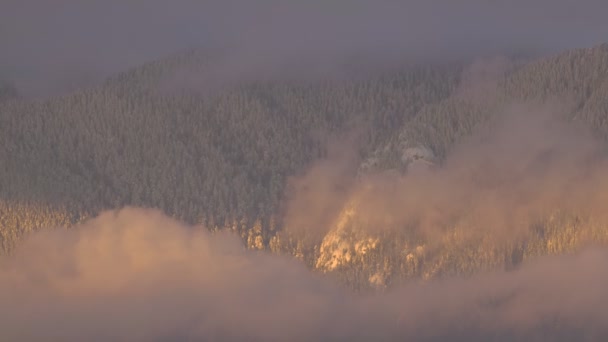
[{"x1": 2, "y1": 0, "x2": 608, "y2": 95}]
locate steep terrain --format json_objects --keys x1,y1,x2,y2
[
  {"x1": 292, "y1": 43, "x2": 608, "y2": 289},
  {"x1": 1, "y1": 43, "x2": 608, "y2": 289},
  {"x1": 0, "y1": 54, "x2": 462, "y2": 253}
]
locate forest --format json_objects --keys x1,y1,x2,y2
[{"x1": 1, "y1": 43, "x2": 608, "y2": 291}]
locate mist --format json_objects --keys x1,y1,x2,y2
[
  {"x1": 281, "y1": 99, "x2": 608, "y2": 282},
  {"x1": 3, "y1": 0, "x2": 608, "y2": 96},
  {"x1": 3, "y1": 1, "x2": 608, "y2": 340},
  {"x1": 2, "y1": 207, "x2": 608, "y2": 341}
]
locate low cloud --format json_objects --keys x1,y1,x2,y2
[
  {"x1": 282, "y1": 133, "x2": 360, "y2": 241},
  {"x1": 1, "y1": 207, "x2": 608, "y2": 340},
  {"x1": 280, "y1": 100, "x2": 608, "y2": 282},
  {"x1": 3, "y1": 0, "x2": 608, "y2": 96}
]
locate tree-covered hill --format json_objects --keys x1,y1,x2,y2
[
  {"x1": 0, "y1": 55, "x2": 460, "y2": 230},
  {"x1": 2, "y1": 43, "x2": 608, "y2": 289}
]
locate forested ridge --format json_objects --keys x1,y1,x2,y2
[
  {"x1": 0, "y1": 53, "x2": 460, "y2": 241},
  {"x1": 2, "y1": 43, "x2": 608, "y2": 289}
]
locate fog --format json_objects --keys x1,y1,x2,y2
[
  {"x1": 4, "y1": 102, "x2": 608, "y2": 340},
  {"x1": 2, "y1": 0, "x2": 608, "y2": 96},
  {"x1": 3, "y1": 1, "x2": 608, "y2": 340},
  {"x1": 281, "y1": 99, "x2": 608, "y2": 281},
  {"x1": 1, "y1": 207, "x2": 608, "y2": 341}
]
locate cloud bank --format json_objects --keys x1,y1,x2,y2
[
  {"x1": 280, "y1": 100, "x2": 608, "y2": 283},
  {"x1": 359, "y1": 103, "x2": 608, "y2": 241},
  {"x1": 3, "y1": 0, "x2": 608, "y2": 96},
  {"x1": 1, "y1": 207, "x2": 608, "y2": 341}
]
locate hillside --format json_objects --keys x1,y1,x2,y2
[
  {"x1": 2, "y1": 43, "x2": 608, "y2": 289},
  {"x1": 0, "y1": 54, "x2": 462, "y2": 251}
]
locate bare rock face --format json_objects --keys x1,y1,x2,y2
[
  {"x1": 402, "y1": 145, "x2": 434, "y2": 162},
  {"x1": 402, "y1": 146, "x2": 436, "y2": 172},
  {"x1": 359, "y1": 142, "x2": 436, "y2": 176}
]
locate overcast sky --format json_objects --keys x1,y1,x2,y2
[{"x1": 2, "y1": 0, "x2": 608, "y2": 95}]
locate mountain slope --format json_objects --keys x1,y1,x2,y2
[
  {"x1": 302, "y1": 43, "x2": 608, "y2": 289},
  {"x1": 2, "y1": 44, "x2": 608, "y2": 290},
  {"x1": 0, "y1": 55, "x2": 461, "y2": 252}
]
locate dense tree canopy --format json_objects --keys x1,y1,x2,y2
[{"x1": 2, "y1": 43, "x2": 608, "y2": 289}]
